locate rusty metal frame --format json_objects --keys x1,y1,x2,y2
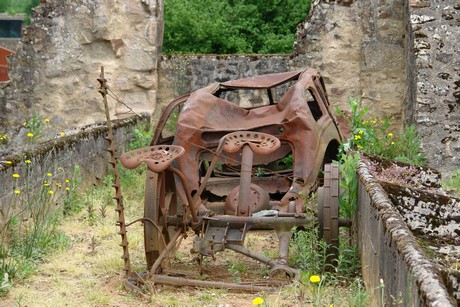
[{"x1": 118, "y1": 68, "x2": 348, "y2": 291}]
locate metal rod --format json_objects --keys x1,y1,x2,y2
[
  {"x1": 151, "y1": 274, "x2": 275, "y2": 292},
  {"x1": 149, "y1": 230, "x2": 183, "y2": 277},
  {"x1": 226, "y1": 244, "x2": 275, "y2": 266},
  {"x1": 277, "y1": 231, "x2": 291, "y2": 262},
  {"x1": 203, "y1": 215, "x2": 312, "y2": 227},
  {"x1": 237, "y1": 144, "x2": 253, "y2": 216},
  {"x1": 98, "y1": 66, "x2": 131, "y2": 277},
  {"x1": 191, "y1": 137, "x2": 227, "y2": 205},
  {"x1": 168, "y1": 167, "x2": 198, "y2": 224}
]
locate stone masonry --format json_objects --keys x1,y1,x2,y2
[
  {"x1": 158, "y1": 0, "x2": 407, "y2": 125},
  {"x1": 0, "y1": 0, "x2": 458, "y2": 176},
  {"x1": 407, "y1": 0, "x2": 460, "y2": 175},
  {"x1": 0, "y1": 0, "x2": 163, "y2": 136}
]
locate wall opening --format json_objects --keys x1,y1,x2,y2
[{"x1": 163, "y1": 0, "x2": 311, "y2": 55}]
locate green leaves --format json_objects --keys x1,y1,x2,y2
[
  {"x1": 163, "y1": 0, "x2": 311, "y2": 54},
  {"x1": 339, "y1": 153, "x2": 360, "y2": 219},
  {"x1": 0, "y1": 0, "x2": 39, "y2": 24},
  {"x1": 338, "y1": 97, "x2": 427, "y2": 166}
]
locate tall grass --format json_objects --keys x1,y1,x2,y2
[{"x1": 0, "y1": 160, "x2": 80, "y2": 296}]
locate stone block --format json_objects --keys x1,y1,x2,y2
[
  {"x1": 124, "y1": 47, "x2": 157, "y2": 71},
  {"x1": 409, "y1": 0, "x2": 431, "y2": 8},
  {"x1": 134, "y1": 74, "x2": 156, "y2": 90}
]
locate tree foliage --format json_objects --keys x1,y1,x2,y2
[
  {"x1": 0, "y1": 0, "x2": 40, "y2": 24},
  {"x1": 163, "y1": 0, "x2": 311, "y2": 54}
]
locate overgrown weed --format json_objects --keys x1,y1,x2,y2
[
  {"x1": 337, "y1": 97, "x2": 426, "y2": 166},
  {"x1": 0, "y1": 159, "x2": 76, "y2": 296}
]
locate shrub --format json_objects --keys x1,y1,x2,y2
[{"x1": 337, "y1": 97, "x2": 426, "y2": 166}]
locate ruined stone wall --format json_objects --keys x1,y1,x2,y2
[
  {"x1": 158, "y1": 0, "x2": 460, "y2": 176},
  {"x1": 407, "y1": 0, "x2": 460, "y2": 175},
  {"x1": 156, "y1": 54, "x2": 290, "y2": 119},
  {"x1": 356, "y1": 160, "x2": 456, "y2": 305},
  {"x1": 157, "y1": 0, "x2": 407, "y2": 124},
  {"x1": 0, "y1": 0, "x2": 458, "y2": 176},
  {"x1": 0, "y1": 0, "x2": 163, "y2": 136},
  {"x1": 0, "y1": 115, "x2": 148, "y2": 227}
]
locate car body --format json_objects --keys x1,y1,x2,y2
[{"x1": 151, "y1": 68, "x2": 346, "y2": 215}]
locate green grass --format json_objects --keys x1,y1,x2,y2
[{"x1": 443, "y1": 168, "x2": 460, "y2": 197}]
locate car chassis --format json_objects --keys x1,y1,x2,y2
[{"x1": 112, "y1": 68, "x2": 350, "y2": 291}]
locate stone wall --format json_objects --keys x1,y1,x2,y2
[
  {"x1": 1, "y1": 0, "x2": 458, "y2": 176},
  {"x1": 293, "y1": 0, "x2": 407, "y2": 120},
  {"x1": 157, "y1": 0, "x2": 408, "y2": 124},
  {"x1": 356, "y1": 160, "x2": 456, "y2": 305},
  {"x1": 0, "y1": 0, "x2": 163, "y2": 136},
  {"x1": 407, "y1": 0, "x2": 460, "y2": 175},
  {"x1": 156, "y1": 54, "x2": 291, "y2": 119},
  {"x1": 0, "y1": 38, "x2": 20, "y2": 53},
  {"x1": 0, "y1": 114, "x2": 148, "y2": 226}
]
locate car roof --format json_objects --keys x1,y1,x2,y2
[{"x1": 220, "y1": 70, "x2": 305, "y2": 90}]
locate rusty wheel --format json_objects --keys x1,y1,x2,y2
[
  {"x1": 317, "y1": 163, "x2": 340, "y2": 264},
  {"x1": 144, "y1": 170, "x2": 178, "y2": 270}
]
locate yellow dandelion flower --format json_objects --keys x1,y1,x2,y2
[
  {"x1": 252, "y1": 297, "x2": 264, "y2": 305},
  {"x1": 61, "y1": 132, "x2": 65, "y2": 136},
  {"x1": 310, "y1": 275, "x2": 321, "y2": 283},
  {"x1": 6, "y1": 161, "x2": 12, "y2": 165},
  {"x1": 23, "y1": 121, "x2": 27, "y2": 127},
  {"x1": 48, "y1": 190, "x2": 54, "y2": 195},
  {"x1": 27, "y1": 132, "x2": 34, "y2": 138},
  {"x1": 65, "y1": 187, "x2": 70, "y2": 191},
  {"x1": 56, "y1": 183, "x2": 62, "y2": 189},
  {"x1": 354, "y1": 135, "x2": 361, "y2": 141},
  {"x1": 44, "y1": 183, "x2": 50, "y2": 187},
  {"x1": 65, "y1": 179, "x2": 70, "y2": 183},
  {"x1": 12, "y1": 173, "x2": 20, "y2": 178},
  {"x1": 45, "y1": 118, "x2": 49, "y2": 123},
  {"x1": 388, "y1": 132, "x2": 393, "y2": 137},
  {"x1": 14, "y1": 190, "x2": 20, "y2": 195},
  {"x1": 25, "y1": 159, "x2": 31, "y2": 164},
  {"x1": 47, "y1": 173, "x2": 52, "y2": 177},
  {"x1": 391, "y1": 141, "x2": 395, "y2": 145}
]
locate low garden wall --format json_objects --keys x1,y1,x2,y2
[
  {"x1": 0, "y1": 114, "x2": 149, "y2": 227},
  {"x1": 356, "y1": 158, "x2": 457, "y2": 306}
]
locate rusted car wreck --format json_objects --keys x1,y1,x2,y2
[{"x1": 119, "y1": 68, "x2": 348, "y2": 290}]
